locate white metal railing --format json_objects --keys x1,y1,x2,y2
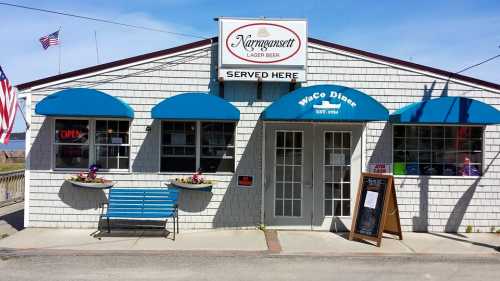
[{"x1": 0, "y1": 169, "x2": 24, "y2": 206}]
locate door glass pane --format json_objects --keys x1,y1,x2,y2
[
  {"x1": 275, "y1": 131, "x2": 303, "y2": 217},
  {"x1": 275, "y1": 200, "x2": 283, "y2": 216},
  {"x1": 325, "y1": 200, "x2": 332, "y2": 216},
  {"x1": 284, "y1": 200, "x2": 292, "y2": 216},
  {"x1": 293, "y1": 200, "x2": 301, "y2": 217},
  {"x1": 334, "y1": 200, "x2": 342, "y2": 216},
  {"x1": 324, "y1": 131, "x2": 351, "y2": 216}
]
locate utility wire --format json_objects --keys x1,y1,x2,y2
[
  {"x1": 456, "y1": 49, "x2": 500, "y2": 74},
  {"x1": 0, "y1": 2, "x2": 208, "y2": 39},
  {"x1": 49, "y1": 47, "x2": 211, "y2": 89}
]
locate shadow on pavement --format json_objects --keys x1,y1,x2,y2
[
  {"x1": 92, "y1": 220, "x2": 175, "y2": 240},
  {"x1": 0, "y1": 208, "x2": 24, "y2": 231},
  {"x1": 429, "y1": 232, "x2": 500, "y2": 252}
]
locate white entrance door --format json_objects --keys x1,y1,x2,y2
[
  {"x1": 312, "y1": 125, "x2": 362, "y2": 231},
  {"x1": 264, "y1": 123, "x2": 313, "y2": 227},
  {"x1": 264, "y1": 123, "x2": 362, "y2": 230}
]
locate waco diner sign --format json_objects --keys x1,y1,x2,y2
[{"x1": 218, "y1": 18, "x2": 307, "y2": 82}]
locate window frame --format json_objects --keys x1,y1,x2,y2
[
  {"x1": 94, "y1": 119, "x2": 132, "y2": 171},
  {"x1": 391, "y1": 123, "x2": 485, "y2": 178},
  {"x1": 51, "y1": 117, "x2": 132, "y2": 172},
  {"x1": 52, "y1": 117, "x2": 90, "y2": 171},
  {"x1": 159, "y1": 120, "x2": 237, "y2": 174},
  {"x1": 159, "y1": 120, "x2": 197, "y2": 173}
]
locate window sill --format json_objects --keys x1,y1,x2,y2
[
  {"x1": 158, "y1": 172, "x2": 235, "y2": 176},
  {"x1": 51, "y1": 169, "x2": 132, "y2": 174}
]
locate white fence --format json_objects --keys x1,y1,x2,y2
[{"x1": 0, "y1": 170, "x2": 24, "y2": 206}]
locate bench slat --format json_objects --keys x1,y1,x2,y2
[
  {"x1": 110, "y1": 192, "x2": 179, "y2": 197},
  {"x1": 109, "y1": 195, "x2": 177, "y2": 199},
  {"x1": 105, "y1": 212, "x2": 174, "y2": 218},
  {"x1": 108, "y1": 203, "x2": 176, "y2": 207}
]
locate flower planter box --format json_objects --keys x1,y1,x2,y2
[
  {"x1": 67, "y1": 180, "x2": 115, "y2": 189},
  {"x1": 169, "y1": 181, "x2": 212, "y2": 192}
]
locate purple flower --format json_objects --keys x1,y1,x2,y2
[{"x1": 89, "y1": 165, "x2": 99, "y2": 173}]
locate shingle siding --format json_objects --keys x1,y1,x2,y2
[{"x1": 24, "y1": 42, "x2": 500, "y2": 232}]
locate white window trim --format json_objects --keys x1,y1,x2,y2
[
  {"x1": 51, "y1": 117, "x2": 132, "y2": 173},
  {"x1": 390, "y1": 124, "x2": 485, "y2": 178},
  {"x1": 159, "y1": 120, "x2": 237, "y2": 174}
]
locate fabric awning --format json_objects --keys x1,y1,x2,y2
[
  {"x1": 261, "y1": 84, "x2": 388, "y2": 121},
  {"x1": 151, "y1": 93, "x2": 240, "y2": 121},
  {"x1": 390, "y1": 96, "x2": 500, "y2": 125},
  {"x1": 35, "y1": 88, "x2": 134, "y2": 118}
]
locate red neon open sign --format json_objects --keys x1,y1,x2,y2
[{"x1": 59, "y1": 129, "x2": 81, "y2": 140}]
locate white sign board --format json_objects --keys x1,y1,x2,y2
[
  {"x1": 218, "y1": 18, "x2": 307, "y2": 82},
  {"x1": 364, "y1": 191, "x2": 379, "y2": 209}
]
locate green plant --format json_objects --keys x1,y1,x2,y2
[
  {"x1": 257, "y1": 224, "x2": 266, "y2": 231},
  {"x1": 465, "y1": 225, "x2": 473, "y2": 233},
  {"x1": 0, "y1": 233, "x2": 9, "y2": 239},
  {"x1": 496, "y1": 229, "x2": 500, "y2": 234}
]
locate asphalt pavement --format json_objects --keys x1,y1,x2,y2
[{"x1": 0, "y1": 253, "x2": 499, "y2": 281}]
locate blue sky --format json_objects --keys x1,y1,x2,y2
[{"x1": 1, "y1": 0, "x2": 499, "y2": 132}]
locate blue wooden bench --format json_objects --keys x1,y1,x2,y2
[{"x1": 99, "y1": 187, "x2": 180, "y2": 239}]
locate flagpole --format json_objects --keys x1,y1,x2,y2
[
  {"x1": 16, "y1": 102, "x2": 30, "y2": 129},
  {"x1": 58, "y1": 27, "x2": 62, "y2": 74}
]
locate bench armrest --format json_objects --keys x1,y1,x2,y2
[{"x1": 99, "y1": 202, "x2": 109, "y2": 216}]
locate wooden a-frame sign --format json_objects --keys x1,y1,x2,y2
[{"x1": 349, "y1": 173, "x2": 402, "y2": 247}]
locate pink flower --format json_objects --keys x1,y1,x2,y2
[{"x1": 191, "y1": 171, "x2": 203, "y2": 184}]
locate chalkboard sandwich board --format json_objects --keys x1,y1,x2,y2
[{"x1": 349, "y1": 173, "x2": 402, "y2": 247}]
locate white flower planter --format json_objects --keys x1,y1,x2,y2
[
  {"x1": 67, "y1": 180, "x2": 115, "y2": 189},
  {"x1": 169, "y1": 181, "x2": 212, "y2": 191}
]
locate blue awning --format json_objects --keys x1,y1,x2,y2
[
  {"x1": 261, "y1": 84, "x2": 388, "y2": 121},
  {"x1": 390, "y1": 96, "x2": 500, "y2": 125},
  {"x1": 151, "y1": 93, "x2": 240, "y2": 121},
  {"x1": 35, "y1": 88, "x2": 134, "y2": 118}
]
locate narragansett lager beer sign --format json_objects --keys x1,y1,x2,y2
[{"x1": 218, "y1": 18, "x2": 307, "y2": 82}]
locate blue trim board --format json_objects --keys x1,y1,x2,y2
[
  {"x1": 262, "y1": 84, "x2": 389, "y2": 121},
  {"x1": 152, "y1": 93, "x2": 240, "y2": 121},
  {"x1": 390, "y1": 96, "x2": 500, "y2": 125},
  {"x1": 35, "y1": 88, "x2": 134, "y2": 118}
]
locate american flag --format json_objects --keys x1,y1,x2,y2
[
  {"x1": 0, "y1": 67, "x2": 18, "y2": 144},
  {"x1": 39, "y1": 30, "x2": 60, "y2": 50}
]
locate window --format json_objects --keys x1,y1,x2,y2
[
  {"x1": 54, "y1": 119, "x2": 90, "y2": 169},
  {"x1": 393, "y1": 125, "x2": 483, "y2": 176},
  {"x1": 95, "y1": 120, "x2": 130, "y2": 169},
  {"x1": 200, "y1": 122, "x2": 235, "y2": 173},
  {"x1": 53, "y1": 119, "x2": 130, "y2": 170},
  {"x1": 161, "y1": 121, "x2": 196, "y2": 172},
  {"x1": 160, "y1": 121, "x2": 236, "y2": 173}
]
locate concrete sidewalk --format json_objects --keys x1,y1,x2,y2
[
  {"x1": 0, "y1": 228, "x2": 267, "y2": 252},
  {"x1": 0, "y1": 228, "x2": 498, "y2": 256},
  {"x1": 277, "y1": 231, "x2": 500, "y2": 255}
]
